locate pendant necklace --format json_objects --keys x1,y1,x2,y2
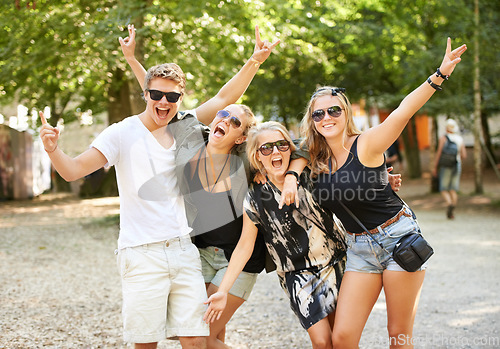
[{"x1": 204, "y1": 148, "x2": 230, "y2": 193}]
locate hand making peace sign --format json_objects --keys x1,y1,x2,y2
[
  {"x1": 251, "y1": 25, "x2": 281, "y2": 64},
  {"x1": 39, "y1": 111, "x2": 59, "y2": 153}
]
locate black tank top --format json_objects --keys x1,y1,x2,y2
[
  {"x1": 313, "y1": 136, "x2": 402, "y2": 233},
  {"x1": 186, "y1": 152, "x2": 265, "y2": 273}
]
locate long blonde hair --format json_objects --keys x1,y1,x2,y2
[
  {"x1": 236, "y1": 104, "x2": 257, "y2": 136},
  {"x1": 246, "y1": 121, "x2": 296, "y2": 175},
  {"x1": 299, "y1": 86, "x2": 361, "y2": 177}
]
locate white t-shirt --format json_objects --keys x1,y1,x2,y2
[{"x1": 91, "y1": 115, "x2": 192, "y2": 249}]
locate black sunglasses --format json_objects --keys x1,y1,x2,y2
[
  {"x1": 258, "y1": 140, "x2": 290, "y2": 156},
  {"x1": 146, "y1": 89, "x2": 182, "y2": 103},
  {"x1": 215, "y1": 110, "x2": 242, "y2": 128},
  {"x1": 311, "y1": 105, "x2": 343, "y2": 122}
]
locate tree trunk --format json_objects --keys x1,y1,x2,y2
[
  {"x1": 473, "y1": 0, "x2": 483, "y2": 194},
  {"x1": 108, "y1": 68, "x2": 133, "y2": 125},
  {"x1": 430, "y1": 117, "x2": 439, "y2": 193},
  {"x1": 481, "y1": 110, "x2": 496, "y2": 165},
  {"x1": 77, "y1": 68, "x2": 131, "y2": 198},
  {"x1": 400, "y1": 118, "x2": 421, "y2": 179}
]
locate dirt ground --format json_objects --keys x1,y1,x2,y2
[{"x1": 1, "y1": 170, "x2": 499, "y2": 349}]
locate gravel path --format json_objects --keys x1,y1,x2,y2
[{"x1": 1, "y1": 175, "x2": 499, "y2": 348}]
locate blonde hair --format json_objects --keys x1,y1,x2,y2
[
  {"x1": 299, "y1": 86, "x2": 361, "y2": 177},
  {"x1": 246, "y1": 121, "x2": 296, "y2": 174},
  {"x1": 445, "y1": 118, "x2": 459, "y2": 134},
  {"x1": 235, "y1": 104, "x2": 257, "y2": 136},
  {"x1": 144, "y1": 63, "x2": 186, "y2": 94}
]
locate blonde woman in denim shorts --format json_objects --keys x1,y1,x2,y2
[{"x1": 300, "y1": 38, "x2": 466, "y2": 348}]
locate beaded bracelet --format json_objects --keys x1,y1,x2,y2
[
  {"x1": 435, "y1": 68, "x2": 449, "y2": 80},
  {"x1": 427, "y1": 77, "x2": 442, "y2": 91}
]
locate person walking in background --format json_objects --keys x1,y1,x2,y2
[
  {"x1": 300, "y1": 38, "x2": 466, "y2": 348},
  {"x1": 432, "y1": 118, "x2": 466, "y2": 219}
]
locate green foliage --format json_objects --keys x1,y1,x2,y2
[{"x1": 0, "y1": 0, "x2": 498, "y2": 129}]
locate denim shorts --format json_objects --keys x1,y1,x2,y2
[
  {"x1": 345, "y1": 206, "x2": 428, "y2": 273},
  {"x1": 439, "y1": 163, "x2": 461, "y2": 191},
  {"x1": 199, "y1": 246, "x2": 258, "y2": 301}
]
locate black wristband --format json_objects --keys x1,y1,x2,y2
[
  {"x1": 427, "y1": 77, "x2": 442, "y2": 91},
  {"x1": 435, "y1": 68, "x2": 449, "y2": 80},
  {"x1": 285, "y1": 170, "x2": 300, "y2": 183}
]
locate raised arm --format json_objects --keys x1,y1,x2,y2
[
  {"x1": 359, "y1": 38, "x2": 467, "y2": 163},
  {"x1": 195, "y1": 25, "x2": 280, "y2": 125},
  {"x1": 203, "y1": 212, "x2": 259, "y2": 323},
  {"x1": 119, "y1": 24, "x2": 147, "y2": 90},
  {"x1": 39, "y1": 112, "x2": 107, "y2": 181}
]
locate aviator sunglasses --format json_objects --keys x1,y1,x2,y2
[
  {"x1": 311, "y1": 105, "x2": 343, "y2": 122},
  {"x1": 146, "y1": 89, "x2": 182, "y2": 103},
  {"x1": 258, "y1": 140, "x2": 290, "y2": 156},
  {"x1": 215, "y1": 110, "x2": 242, "y2": 128}
]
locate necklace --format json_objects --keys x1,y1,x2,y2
[{"x1": 204, "y1": 148, "x2": 230, "y2": 193}]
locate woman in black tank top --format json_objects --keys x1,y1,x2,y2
[
  {"x1": 185, "y1": 104, "x2": 264, "y2": 348},
  {"x1": 299, "y1": 39, "x2": 466, "y2": 348},
  {"x1": 186, "y1": 105, "x2": 267, "y2": 275}
]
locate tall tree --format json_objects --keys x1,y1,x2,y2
[{"x1": 472, "y1": 0, "x2": 483, "y2": 193}]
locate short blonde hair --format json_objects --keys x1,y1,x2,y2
[
  {"x1": 144, "y1": 63, "x2": 186, "y2": 94},
  {"x1": 246, "y1": 121, "x2": 296, "y2": 174},
  {"x1": 299, "y1": 86, "x2": 360, "y2": 176},
  {"x1": 445, "y1": 119, "x2": 459, "y2": 134}
]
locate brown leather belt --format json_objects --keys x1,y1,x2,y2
[{"x1": 346, "y1": 209, "x2": 412, "y2": 236}]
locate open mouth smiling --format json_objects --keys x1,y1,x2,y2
[
  {"x1": 156, "y1": 106, "x2": 170, "y2": 119},
  {"x1": 213, "y1": 124, "x2": 227, "y2": 137},
  {"x1": 271, "y1": 157, "x2": 283, "y2": 168}
]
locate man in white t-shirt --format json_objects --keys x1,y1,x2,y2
[{"x1": 39, "y1": 25, "x2": 279, "y2": 349}]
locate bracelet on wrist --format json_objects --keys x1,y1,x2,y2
[
  {"x1": 435, "y1": 68, "x2": 449, "y2": 80},
  {"x1": 285, "y1": 170, "x2": 300, "y2": 183},
  {"x1": 249, "y1": 57, "x2": 262, "y2": 68},
  {"x1": 427, "y1": 77, "x2": 442, "y2": 91},
  {"x1": 45, "y1": 145, "x2": 58, "y2": 153}
]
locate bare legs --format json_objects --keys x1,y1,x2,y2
[
  {"x1": 306, "y1": 311, "x2": 337, "y2": 349},
  {"x1": 135, "y1": 343, "x2": 158, "y2": 349},
  {"x1": 331, "y1": 272, "x2": 383, "y2": 348},
  {"x1": 205, "y1": 283, "x2": 246, "y2": 349},
  {"x1": 384, "y1": 271, "x2": 425, "y2": 348},
  {"x1": 136, "y1": 337, "x2": 206, "y2": 349},
  {"x1": 332, "y1": 270, "x2": 425, "y2": 349},
  {"x1": 440, "y1": 190, "x2": 457, "y2": 218}
]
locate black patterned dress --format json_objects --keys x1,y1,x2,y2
[{"x1": 244, "y1": 171, "x2": 347, "y2": 329}]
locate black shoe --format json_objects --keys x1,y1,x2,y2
[{"x1": 447, "y1": 205, "x2": 455, "y2": 219}]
